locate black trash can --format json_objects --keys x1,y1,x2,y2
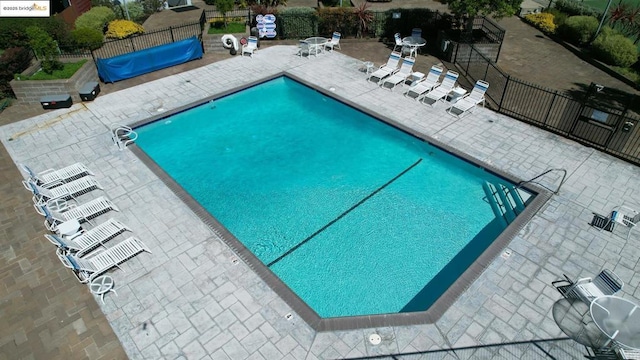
[
  {"x1": 250, "y1": 27, "x2": 260, "y2": 48},
  {"x1": 40, "y1": 94, "x2": 72, "y2": 109},
  {"x1": 79, "y1": 81, "x2": 101, "y2": 101}
]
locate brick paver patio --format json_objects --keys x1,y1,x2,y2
[{"x1": 1, "y1": 46, "x2": 639, "y2": 359}]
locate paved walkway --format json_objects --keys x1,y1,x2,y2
[{"x1": 1, "y1": 46, "x2": 639, "y2": 359}]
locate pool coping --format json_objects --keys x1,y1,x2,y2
[{"x1": 128, "y1": 71, "x2": 553, "y2": 332}]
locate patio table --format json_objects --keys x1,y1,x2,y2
[
  {"x1": 552, "y1": 298, "x2": 610, "y2": 349},
  {"x1": 402, "y1": 36, "x2": 426, "y2": 57},
  {"x1": 591, "y1": 296, "x2": 640, "y2": 350},
  {"x1": 305, "y1": 37, "x2": 328, "y2": 55}
]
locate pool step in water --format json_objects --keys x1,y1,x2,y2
[{"x1": 483, "y1": 182, "x2": 525, "y2": 226}]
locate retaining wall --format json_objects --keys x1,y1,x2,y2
[{"x1": 10, "y1": 59, "x2": 99, "y2": 105}]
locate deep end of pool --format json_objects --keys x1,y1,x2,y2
[{"x1": 128, "y1": 73, "x2": 552, "y2": 331}]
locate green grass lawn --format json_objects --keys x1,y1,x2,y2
[
  {"x1": 19, "y1": 59, "x2": 87, "y2": 80},
  {"x1": 208, "y1": 22, "x2": 246, "y2": 35}
]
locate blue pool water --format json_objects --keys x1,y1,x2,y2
[{"x1": 135, "y1": 76, "x2": 524, "y2": 318}]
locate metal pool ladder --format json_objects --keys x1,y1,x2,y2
[{"x1": 111, "y1": 124, "x2": 138, "y2": 151}]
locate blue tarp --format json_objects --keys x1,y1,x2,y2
[{"x1": 96, "y1": 36, "x2": 203, "y2": 83}]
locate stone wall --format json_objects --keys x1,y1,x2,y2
[{"x1": 10, "y1": 59, "x2": 99, "y2": 105}]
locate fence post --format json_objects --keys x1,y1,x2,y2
[
  {"x1": 543, "y1": 90, "x2": 558, "y2": 126},
  {"x1": 465, "y1": 44, "x2": 472, "y2": 76},
  {"x1": 498, "y1": 74, "x2": 510, "y2": 112},
  {"x1": 170, "y1": 26, "x2": 175, "y2": 43},
  {"x1": 130, "y1": 37, "x2": 136, "y2": 51},
  {"x1": 484, "y1": 59, "x2": 489, "y2": 80}
]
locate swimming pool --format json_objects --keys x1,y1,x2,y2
[{"x1": 132, "y1": 74, "x2": 547, "y2": 329}]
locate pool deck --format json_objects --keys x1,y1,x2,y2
[{"x1": 1, "y1": 46, "x2": 640, "y2": 359}]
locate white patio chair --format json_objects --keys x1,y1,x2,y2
[
  {"x1": 446, "y1": 79, "x2": 490, "y2": 118},
  {"x1": 608, "y1": 205, "x2": 640, "y2": 240},
  {"x1": 553, "y1": 269, "x2": 624, "y2": 304},
  {"x1": 404, "y1": 65, "x2": 444, "y2": 100},
  {"x1": 380, "y1": 57, "x2": 416, "y2": 91},
  {"x1": 242, "y1": 36, "x2": 258, "y2": 57},
  {"x1": 24, "y1": 176, "x2": 102, "y2": 205},
  {"x1": 392, "y1": 33, "x2": 412, "y2": 56},
  {"x1": 18, "y1": 162, "x2": 94, "y2": 188},
  {"x1": 325, "y1": 32, "x2": 341, "y2": 51},
  {"x1": 45, "y1": 218, "x2": 132, "y2": 257},
  {"x1": 421, "y1": 70, "x2": 459, "y2": 107},
  {"x1": 35, "y1": 196, "x2": 119, "y2": 232},
  {"x1": 57, "y1": 236, "x2": 151, "y2": 283},
  {"x1": 367, "y1": 51, "x2": 402, "y2": 83},
  {"x1": 297, "y1": 40, "x2": 313, "y2": 59}
]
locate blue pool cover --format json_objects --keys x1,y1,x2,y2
[{"x1": 96, "y1": 36, "x2": 203, "y2": 83}]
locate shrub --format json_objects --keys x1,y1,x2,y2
[
  {"x1": 75, "y1": 6, "x2": 117, "y2": 32},
  {"x1": 139, "y1": 0, "x2": 163, "y2": 13},
  {"x1": 559, "y1": 15, "x2": 598, "y2": 45},
  {"x1": 554, "y1": 0, "x2": 602, "y2": 18},
  {"x1": 545, "y1": 8, "x2": 568, "y2": 27},
  {"x1": 524, "y1": 13, "x2": 556, "y2": 34},
  {"x1": 123, "y1": 1, "x2": 145, "y2": 21},
  {"x1": 0, "y1": 47, "x2": 32, "y2": 96},
  {"x1": 278, "y1": 7, "x2": 316, "y2": 39},
  {"x1": 0, "y1": 17, "x2": 70, "y2": 48},
  {"x1": 105, "y1": 20, "x2": 145, "y2": 39},
  {"x1": 318, "y1": 8, "x2": 356, "y2": 36},
  {"x1": 25, "y1": 26, "x2": 62, "y2": 74},
  {"x1": 591, "y1": 29, "x2": 638, "y2": 67},
  {"x1": 71, "y1": 27, "x2": 104, "y2": 50}
]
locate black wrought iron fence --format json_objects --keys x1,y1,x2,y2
[
  {"x1": 453, "y1": 43, "x2": 640, "y2": 166},
  {"x1": 92, "y1": 17, "x2": 204, "y2": 59},
  {"x1": 204, "y1": 8, "x2": 251, "y2": 25}
]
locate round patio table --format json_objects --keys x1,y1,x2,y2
[
  {"x1": 402, "y1": 36, "x2": 426, "y2": 56},
  {"x1": 552, "y1": 298, "x2": 610, "y2": 348},
  {"x1": 305, "y1": 37, "x2": 328, "y2": 55},
  {"x1": 591, "y1": 296, "x2": 640, "y2": 350}
]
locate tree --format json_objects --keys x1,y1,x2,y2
[
  {"x1": 25, "y1": 26, "x2": 62, "y2": 74},
  {"x1": 214, "y1": 0, "x2": 235, "y2": 28},
  {"x1": 444, "y1": 0, "x2": 523, "y2": 30}
]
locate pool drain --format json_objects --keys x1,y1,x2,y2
[{"x1": 369, "y1": 334, "x2": 381, "y2": 345}]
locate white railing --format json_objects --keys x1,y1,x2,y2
[{"x1": 111, "y1": 124, "x2": 138, "y2": 151}]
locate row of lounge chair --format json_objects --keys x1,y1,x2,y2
[
  {"x1": 19, "y1": 162, "x2": 151, "y2": 286},
  {"x1": 366, "y1": 51, "x2": 490, "y2": 118}
]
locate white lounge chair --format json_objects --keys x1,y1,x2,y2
[
  {"x1": 57, "y1": 236, "x2": 151, "y2": 283},
  {"x1": 380, "y1": 57, "x2": 416, "y2": 91},
  {"x1": 325, "y1": 32, "x2": 341, "y2": 51},
  {"x1": 368, "y1": 51, "x2": 402, "y2": 83},
  {"x1": 45, "y1": 218, "x2": 132, "y2": 257},
  {"x1": 18, "y1": 162, "x2": 94, "y2": 188},
  {"x1": 35, "y1": 196, "x2": 119, "y2": 232},
  {"x1": 24, "y1": 176, "x2": 102, "y2": 205},
  {"x1": 421, "y1": 70, "x2": 459, "y2": 107},
  {"x1": 242, "y1": 36, "x2": 258, "y2": 57},
  {"x1": 404, "y1": 65, "x2": 444, "y2": 100},
  {"x1": 446, "y1": 80, "x2": 490, "y2": 118}
]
